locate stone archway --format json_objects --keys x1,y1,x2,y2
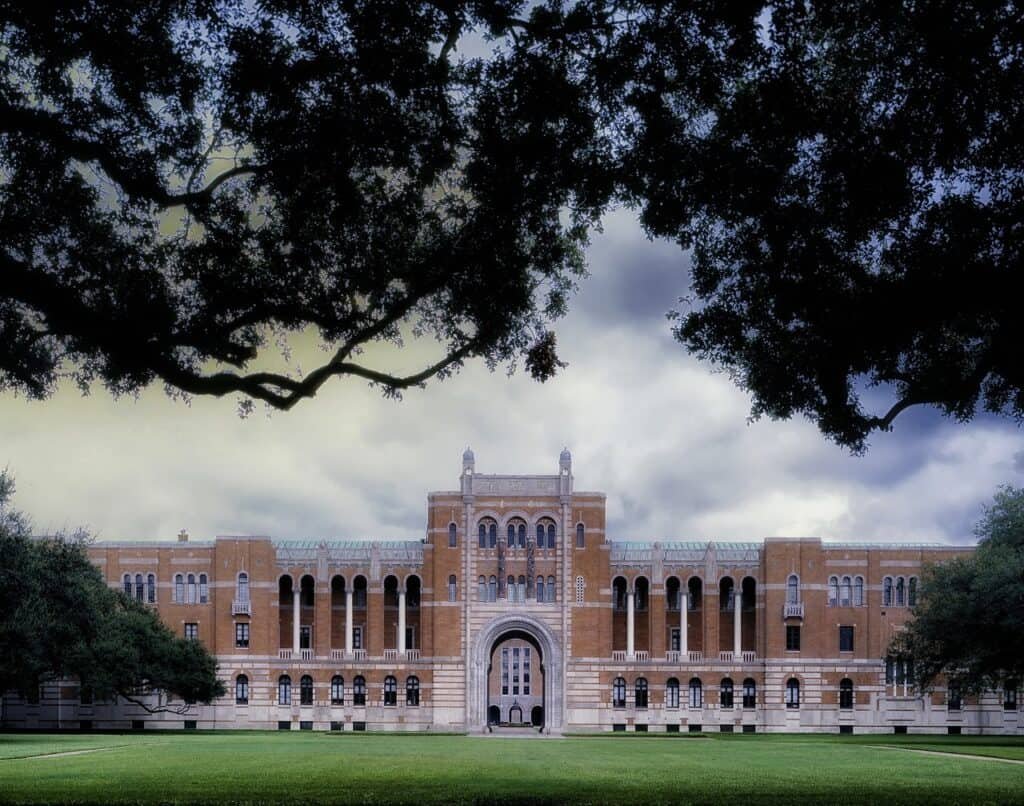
[{"x1": 469, "y1": 614, "x2": 564, "y2": 734}]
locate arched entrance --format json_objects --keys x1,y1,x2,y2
[
  {"x1": 531, "y1": 705, "x2": 544, "y2": 726},
  {"x1": 469, "y1": 614, "x2": 564, "y2": 734}
]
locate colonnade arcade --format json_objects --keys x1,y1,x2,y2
[
  {"x1": 276, "y1": 573, "x2": 422, "y2": 658},
  {"x1": 611, "y1": 575, "x2": 757, "y2": 660}
]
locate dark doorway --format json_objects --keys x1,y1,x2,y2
[
  {"x1": 531, "y1": 706, "x2": 544, "y2": 726},
  {"x1": 488, "y1": 705, "x2": 500, "y2": 725}
]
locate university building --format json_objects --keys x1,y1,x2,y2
[{"x1": 4, "y1": 449, "x2": 1021, "y2": 734}]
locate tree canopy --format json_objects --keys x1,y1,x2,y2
[
  {"x1": 896, "y1": 486, "x2": 1024, "y2": 694},
  {"x1": 2, "y1": 1, "x2": 1022, "y2": 448},
  {"x1": 0, "y1": 471, "x2": 224, "y2": 711}
]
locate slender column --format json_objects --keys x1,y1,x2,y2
[
  {"x1": 626, "y1": 590, "x2": 635, "y2": 657},
  {"x1": 733, "y1": 588, "x2": 742, "y2": 658},
  {"x1": 292, "y1": 590, "x2": 301, "y2": 654},
  {"x1": 345, "y1": 589, "x2": 354, "y2": 654},
  {"x1": 398, "y1": 590, "x2": 407, "y2": 654},
  {"x1": 680, "y1": 591, "x2": 688, "y2": 656}
]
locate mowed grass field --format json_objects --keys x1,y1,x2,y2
[{"x1": 1, "y1": 731, "x2": 1023, "y2": 805}]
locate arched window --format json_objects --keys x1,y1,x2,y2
[
  {"x1": 665, "y1": 577, "x2": 680, "y2": 611},
  {"x1": 908, "y1": 577, "x2": 917, "y2": 607},
  {"x1": 635, "y1": 577, "x2": 649, "y2": 611},
  {"x1": 384, "y1": 675, "x2": 397, "y2": 706},
  {"x1": 174, "y1": 574, "x2": 184, "y2": 603},
  {"x1": 406, "y1": 676, "x2": 420, "y2": 706},
  {"x1": 719, "y1": 577, "x2": 735, "y2": 610},
  {"x1": 507, "y1": 575, "x2": 516, "y2": 601},
  {"x1": 786, "y1": 574, "x2": 800, "y2": 604},
  {"x1": 236, "y1": 572, "x2": 249, "y2": 602},
  {"x1": 448, "y1": 523, "x2": 457, "y2": 548},
  {"x1": 689, "y1": 678, "x2": 703, "y2": 709},
  {"x1": 353, "y1": 575, "x2": 367, "y2": 608},
  {"x1": 786, "y1": 678, "x2": 800, "y2": 709},
  {"x1": 853, "y1": 576, "x2": 864, "y2": 607},
  {"x1": 840, "y1": 576, "x2": 852, "y2": 607},
  {"x1": 134, "y1": 574, "x2": 144, "y2": 601},
  {"x1": 448, "y1": 575, "x2": 457, "y2": 602},
  {"x1": 278, "y1": 675, "x2": 292, "y2": 705},
  {"x1": 517, "y1": 575, "x2": 526, "y2": 602},
  {"x1": 612, "y1": 677, "x2": 626, "y2": 708},
  {"x1": 536, "y1": 576, "x2": 545, "y2": 602},
  {"x1": 575, "y1": 576, "x2": 585, "y2": 604},
  {"x1": 546, "y1": 522, "x2": 556, "y2": 549},
  {"x1": 895, "y1": 577, "x2": 905, "y2": 606},
  {"x1": 720, "y1": 678, "x2": 734, "y2": 709},
  {"x1": 235, "y1": 674, "x2": 249, "y2": 705},
  {"x1": 546, "y1": 575, "x2": 556, "y2": 602},
  {"x1": 353, "y1": 675, "x2": 366, "y2": 706},
  {"x1": 186, "y1": 573, "x2": 197, "y2": 604},
  {"x1": 300, "y1": 675, "x2": 314, "y2": 705},
  {"x1": 199, "y1": 573, "x2": 208, "y2": 604},
  {"x1": 478, "y1": 518, "x2": 497, "y2": 548},
  {"x1": 407, "y1": 575, "x2": 421, "y2": 609},
  {"x1": 883, "y1": 576, "x2": 893, "y2": 606},
  {"x1": 688, "y1": 577, "x2": 702, "y2": 610},
  {"x1": 828, "y1": 576, "x2": 839, "y2": 607},
  {"x1": 331, "y1": 675, "x2": 344, "y2": 705},
  {"x1": 742, "y1": 678, "x2": 756, "y2": 708},
  {"x1": 123, "y1": 574, "x2": 132, "y2": 595},
  {"x1": 536, "y1": 523, "x2": 545, "y2": 545},
  {"x1": 613, "y1": 576, "x2": 627, "y2": 610},
  {"x1": 488, "y1": 575, "x2": 497, "y2": 602},
  {"x1": 478, "y1": 575, "x2": 487, "y2": 601},
  {"x1": 147, "y1": 573, "x2": 156, "y2": 603},
  {"x1": 507, "y1": 523, "x2": 516, "y2": 546},
  {"x1": 576, "y1": 522, "x2": 585, "y2": 548},
  {"x1": 839, "y1": 678, "x2": 854, "y2": 710},
  {"x1": 666, "y1": 678, "x2": 680, "y2": 709},
  {"x1": 635, "y1": 678, "x2": 648, "y2": 709}
]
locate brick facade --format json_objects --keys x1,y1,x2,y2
[{"x1": 4, "y1": 449, "x2": 1021, "y2": 735}]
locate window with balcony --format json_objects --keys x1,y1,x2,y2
[{"x1": 237, "y1": 572, "x2": 249, "y2": 603}]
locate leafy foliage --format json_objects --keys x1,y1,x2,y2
[
  {"x1": 0, "y1": 472, "x2": 224, "y2": 710},
  {"x1": 897, "y1": 486, "x2": 1024, "y2": 693},
  {"x1": 2, "y1": 2, "x2": 1022, "y2": 445}
]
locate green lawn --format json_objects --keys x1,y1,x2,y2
[{"x1": 1, "y1": 731, "x2": 1022, "y2": 804}]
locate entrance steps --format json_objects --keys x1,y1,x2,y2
[{"x1": 485, "y1": 726, "x2": 551, "y2": 738}]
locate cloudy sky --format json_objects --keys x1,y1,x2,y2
[{"x1": 1, "y1": 210, "x2": 1020, "y2": 546}]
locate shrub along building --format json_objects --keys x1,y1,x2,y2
[{"x1": 5, "y1": 449, "x2": 1020, "y2": 734}]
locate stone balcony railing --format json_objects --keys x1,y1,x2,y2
[
  {"x1": 783, "y1": 602, "x2": 805, "y2": 619},
  {"x1": 231, "y1": 600, "x2": 251, "y2": 616}
]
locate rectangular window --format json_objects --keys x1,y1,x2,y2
[
  {"x1": 406, "y1": 626, "x2": 415, "y2": 650},
  {"x1": 523, "y1": 648, "x2": 531, "y2": 696},
  {"x1": 1004, "y1": 686, "x2": 1017, "y2": 711},
  {"x1": 512, "y1": 647, "x2": 520, "y2": 696},
  {"x1": 300, "y1": 721, "x2": 313, "y2": 731},
  {"x1": 235, "y1": 622, "x2": 250, "y2": 648},
  {"x1": 785, "y1": 625, "x2": 800, "y2": 652},
  {"x1": 501, "y1": 648, "x2": 509, "y2": 696},
  {"x1": 839, "y1": 626, "x2": 854, "y2": 653},
  {"x1": 300, "y1": 625, "x2": 311, "y2": 649},
  {"x1": 670, "y1": 628, "x2": 681, "y2": 652},
  {"x1": 184, "y1": 623, "x2": 198, "y2": 641},
  {"x1": 277, "y1": 721, "x2": 291, "y2": 731},
  {"x1": 184, "y1": 720, "x2": 197, "y2": 730},
  {"x1": 352, "y1": 626, "x2": 363, "y2": 650}
]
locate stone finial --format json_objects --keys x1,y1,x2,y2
[
  {"x1": 177, "y1": 529, "x2": 189, "y2": 543},
  {"x1": 462, "y1": 445, "x2": 475, "y2": 473}
]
